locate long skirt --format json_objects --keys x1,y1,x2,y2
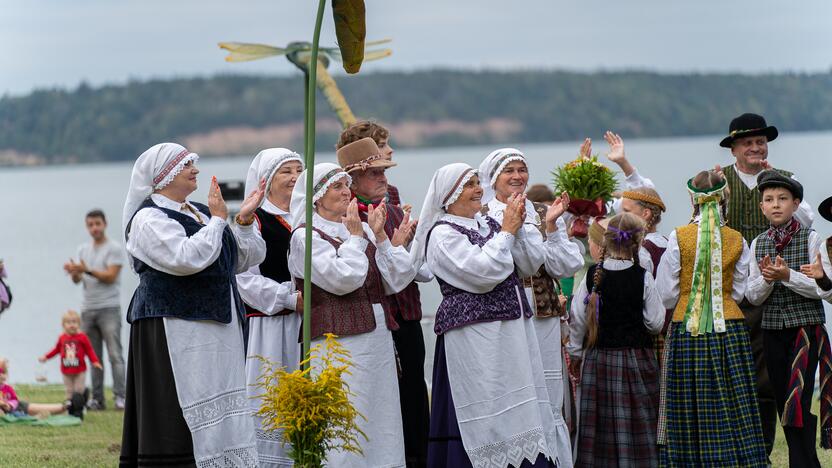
[
  {"x1": 659, "y1": 320, "x2": 767, "y2": 467},
  {"x1": 246, "y1": 313, "x2": 302, "y2": 468},
  {"x1": 427, "y1": 315, "x2": 560, "y2": 468},
  {"x1": 428, "y1": 335, "x2": 554, "y2": 468},
  {"x1": 531, "y1": 316, "x2": 574, "y2": 468},
  {"x1": 120, "y1": 310, "x2": 257, "y2": 467},
  {"x1": 576, "y1": 347, "x2": 659, "y2": 468},
  {"x1": 313, "y1": 307, "x2": 405, "y2": 468}
]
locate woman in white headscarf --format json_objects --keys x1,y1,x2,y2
[
  {"x1": 287, "y1": 162, "x2": 417, "y2": 468},
  {"x1": 479, "y1": 149, "x2": 582, "y2": 466},
  {"x1": 236, "y1": 148, "x2": 304, "y2": 468},
  {"x1": 414, "y1": 163, "x2": 560, "y2": 468},
  {"x1": 121, "y1": 142, "x2": 266, "y2": 467}
]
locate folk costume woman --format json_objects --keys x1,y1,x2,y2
[
  {"x1": 287, "y1": 162, "x2": 417, "y2": 468},
  {"x1": 415, "y1": 163, "x2": 561, "y2": 468},
  {"x1": 479, "y1": 148, "x2": 582, "y2": 466},
  {"x1": 236, "y1": 148, "x2": 304, "y2": 467},
  {"x1": 655, "y1": 170, "x2": 766, "y2": 467},
  {"x1": 121, "y1": 143, "x2": 267, "y2": 467},
  {"x1": 568, "y1": 212, "x2": 665, "y2": 468}
]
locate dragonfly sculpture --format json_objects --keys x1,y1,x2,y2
[{"x1": 219, "y1": 39, "x2": 392, "y2": 126}]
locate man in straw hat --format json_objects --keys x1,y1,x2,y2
[
  {"x1": 716, "y1": 112, "x2": 816, "y2": 460},
  {"x1": 336, "y1": 136, "x2": 428, "y2": 467}
]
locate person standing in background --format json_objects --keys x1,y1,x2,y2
[{"x1": 63, "y1": 209, "x2": 126, "y2": 411}]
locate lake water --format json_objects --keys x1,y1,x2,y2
[{"x1": 1, "y1": 132, "x2": 831, "y2": 384}]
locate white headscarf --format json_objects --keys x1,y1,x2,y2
[
  {"x1": 478, "y1": 147, "x2": 526, "y2": 205},
  {"x1": 288, "y1": 162, "x2": 352, "y2": 229},
  {"x1": 122, "y1": 142, "x2": 199, "y2": 237},
  {"x1": 244, "y1": 148, "x2": 305, "y2": 206},
  {"x1": 410, "y1": 163, "x2": 478, "y2": 267}
]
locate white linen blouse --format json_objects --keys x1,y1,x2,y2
[
  {"x1": 126, "y1": 193, "x2": 265, "y2": 276},
  {"x1": 287, "y1": 212, "x2": 417, "y2": 297}
]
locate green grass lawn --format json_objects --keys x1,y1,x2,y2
[{"x1": 2, "y1": 384, "x2": 831, "y2": 467}]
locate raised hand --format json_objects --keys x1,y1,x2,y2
[
  {"x1": 391, "y1": 213, "x2": 417, "y2": 247},
  {"x1": 800, "y1": 253, "x2": 826, "y2": 279},
  {"x1": 402, "y1": 204, "x2": 413, "y2": 215},
  {"x1": 501, "y1": 193, "x2": 525, "y2": 235},
  {"x1": 578, "y1": 138, "x2": 592, "y2": 159},
  {"x1": 713, "y1": 164, "x2": 724, "y2": 180},
  {"x1": 367, "y1": 202, "x2": 389, "y2": 242},
  {"x1": 546, "y1": 191, "x2": 570, "y2": 230},
  {"x1": 238, "y1": 177, "x2": 266, "y2": 224},
  {"x1": 342, "y1": 198, "x2": 364, "y2": 237},
  {"x1": 604, "y1": 131, "x2": 626, "y2": 164},
  {"x1": 208, "y1": 176, "x2": 228, "y2": 220}
]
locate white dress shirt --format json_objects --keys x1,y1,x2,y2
[
  {"x1": 745, "y1": 229, "x2": 831, "y2": 305},
  {"x1": 567, "y1": 259, "x2": 665, "y2": 357}
]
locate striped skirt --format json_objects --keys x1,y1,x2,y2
[
  {"x1": 659, "y1": 320, "x2": 767, "y2": 467},
  {"x1": 576, "y1": 347, "x2": 659, "y2": 468}
]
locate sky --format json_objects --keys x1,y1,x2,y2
[{"x1": 3, "y1": 0, "x2": 831, "y2": 96}]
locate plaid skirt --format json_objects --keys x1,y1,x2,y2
[
  {"x1": 659, "y1": 320, "x2": 767, "y2": 467},
  {"x1": 577, "y1": 347, "x2": 659, "y2": 468}
]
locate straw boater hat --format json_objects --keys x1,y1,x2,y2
[
  {"x1": 336, "y1": 137, "x2": 397, "y2": 173},
  {"x1": 620, "y1": 188, "x2": 666, "y2": 212},
  {"x1": 719, "y1": 113, "x2": 779, "y2": 148}
]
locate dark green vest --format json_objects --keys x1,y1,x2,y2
[
  {"x1": 754, "y1": 227, "x2": 825, "y2": 330},
  {"x1": 724, "y1": 164, "x2": 792, "y2": 243}
]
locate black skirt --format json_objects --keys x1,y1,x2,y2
[{"x1": 120, "y1": 318, "x2": 196, "y2": 467}]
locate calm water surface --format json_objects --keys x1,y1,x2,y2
[{"x1": 1, "y1": 132, "x2": 831, "y2": 383}]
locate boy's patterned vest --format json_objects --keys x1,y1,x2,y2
[
  {"x1": 293, "y1": 226, "x2": 396, "y2": 340},
  {"x1": 672, "y1": 224, "x2": 745, "y2": 322},
  {"x1": 724, "y1": 164, "x2": 792, "y2": 242},
  {"x1": 754, "y1": 227, "x2": 826, "y2": 330}
]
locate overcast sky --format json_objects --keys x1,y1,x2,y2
[{"x1": 3, "y1": 0, "x2": 830, "y2": 96}]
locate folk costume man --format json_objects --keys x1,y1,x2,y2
[
  {"x1": 121, "y1": 143, "x2": 266, "y2": 467},
  {"x1": 336, "y1": 137, "x2": 429, "y2": 467},
  {"x1": 336, "y1": 120, "x2": 406, "y2": 208},
  {"x1": 718, "y1": 113, "x2": 815, "y2": 458}
]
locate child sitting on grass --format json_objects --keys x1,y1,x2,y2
[
  {"x1": 39, "y1": 310, "x2": 101, "y2": 403},
  {"x1": 0, "y1": 357, "x2": 78, "y2": 418}
]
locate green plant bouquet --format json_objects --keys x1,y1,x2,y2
[
  {"x1": 552, "y1": 155, "x2": 619, "y2": 237},
  {"x1": 253, "y1": 334, "x2": 366, "y2": 468}
]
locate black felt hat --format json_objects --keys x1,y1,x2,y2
[
  {"x1": 818, "y1": 196, "x2": 832, "y2": 223},
  {"x1": 756, "y1": 170, "x2": 803, "y2": 201},
  {"x1": 719, "y1": 113, "x2": 779, "y2": 148}
]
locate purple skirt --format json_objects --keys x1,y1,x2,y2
[{"x1": 427, "y1": 335, "x2": 554, "y2": 468}]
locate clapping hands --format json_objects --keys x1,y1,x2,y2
[
  {"x1": 799, "y1": 254, "x2": 826, "y2": 280},
  {"x1": 759, "y1": 255, "x2": 790, "y2": 283},
  {"x1": 238, "y1": 177, "x2": 267, "y2": 224},
  {"x1": 546, "y1": 191, "x2": 570, "y2": 232},
  {"x1": 501, "y1": 193, "x2": 526, "y2": 235},
  {"x1": 342, "y1": 199, "x2": 364, "y2": 237},
  {"x1": 391, "y1": 212, "x2": 418, "y2": 248}
]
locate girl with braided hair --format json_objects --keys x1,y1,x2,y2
[
  {"x1": 655, "y1": 170, "x2": 766, "y2": 467},
  {"x1": 567, "y1": 212, "x2": 665, "y2": 468}
]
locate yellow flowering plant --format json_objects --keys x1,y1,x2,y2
[{"x1": 253, "y1": 334, "x2": 366, "y2": 468}]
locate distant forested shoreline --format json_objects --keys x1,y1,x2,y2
[{"x1": 1, "y1": 69, "x2": 830, "y2": 166}]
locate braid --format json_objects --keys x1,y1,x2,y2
[
  {"x1": 585, "y1": 245, "x2": 607, "y2": 349},
  {"x1": 632, "y1": 244, "x2": 641, "y2": 268}
]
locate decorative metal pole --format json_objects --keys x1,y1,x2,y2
[{"x1": 302, "y1": 0, "x2": 328, "y2": 365}]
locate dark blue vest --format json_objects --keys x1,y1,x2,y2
[{"x1": 126, "y1": 198, "x2": 244, "y2": 325}]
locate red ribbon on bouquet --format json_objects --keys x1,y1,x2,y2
[{"x1": 567, "y1": 197, "x2": 607, "y2": 238}]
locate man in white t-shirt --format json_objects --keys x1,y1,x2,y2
[{"x1": 63, "y1": 209, "x2": 126, "y2": 410}]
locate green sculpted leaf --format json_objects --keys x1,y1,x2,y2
[{"x1": 332, "y1": 0, "x2": 366, "y2": 73}]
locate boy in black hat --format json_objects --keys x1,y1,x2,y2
[{"x1": 746, "y1": 170, "x2": 830, "y2": 467}]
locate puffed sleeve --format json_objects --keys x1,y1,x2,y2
[
  {"x1": 656, "y1": 230, "x2": 681, "y2": 310},
  {"x1": 511, "y1": 223, "x2": 546, "y2": 278},
  {"x1": 543, "y1": 218, "x2": 584, "y2": 278},
  {"x1": 288, "y1": 228, "x2": 369, "y2": 296},
  {"x1": 237, "y1": 265, "x2": 298, "y2": 314},
  {"x1": 365, "y1": 226, "x2": 419, "y2": 295},
  {"x1": 426, "y1": 225, "x2": 517, "y2": 294},
  {"x1": 642, "y1": 273, "x2": 665, "y2": 334},
  {"x1": 127, "y1": 209, "x2": 227, "y2": 276},
  {"x1": 231, "y1": 223, "x2": 266, "y2": 274}
]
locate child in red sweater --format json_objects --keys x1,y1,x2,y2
[{"x1": 39, "y1": 310, "x2": 102, "y2": 400}]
